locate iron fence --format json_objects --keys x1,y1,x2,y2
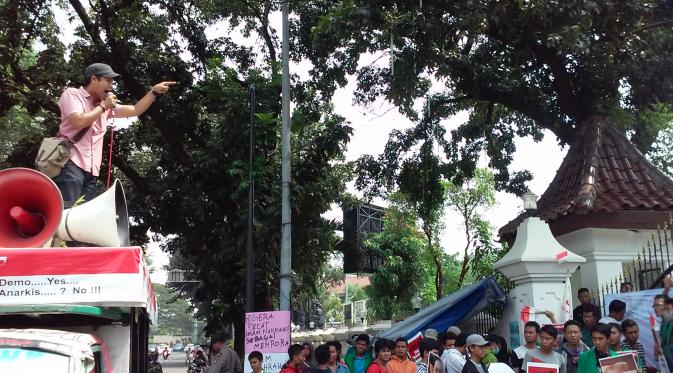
[
  {"x1": 592, "y1": 215, "x2": 673, "y2": 310},
  {"x1": 472, "y1": 278, "x2": 513, "y2": 334}
]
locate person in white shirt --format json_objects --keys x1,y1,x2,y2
[
  {"x1": 442, "y1": 334, "x2": 467, "y2": 373},
  {"x1": 598, "y1": 300, "x2": 626, "y2": 325},
  {"x1": 512, "y1": 321, "x2": 540, "y2": 373}
]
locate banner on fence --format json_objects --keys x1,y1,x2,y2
[{"x1": 604, "y1": 289, "x2": 662, "y2": 369}]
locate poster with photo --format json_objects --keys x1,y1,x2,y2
[
  {"x1": 599, "y1": 353, "x2": 638, "y2": 373},
  {"x1": 527, "y1": 362, "x2": 559, "y2": 373}
]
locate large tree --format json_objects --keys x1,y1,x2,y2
[
  {"x1": 1, "y1": 0, "x2": 352, "y2": 353},
  {"x1": 293, "y1": 1, "x2": 673, "y2": 193}
]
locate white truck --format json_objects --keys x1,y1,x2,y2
[{"x1": 0, "y1": 246, "x2": 157, "y2": 372}]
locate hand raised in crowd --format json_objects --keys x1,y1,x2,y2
[
  {"x1": 151, "y1": 81, "x2": 177, "y2": 94},
  {"x1": 544, "y1": 310, "x2": 557, "y2": 323}
]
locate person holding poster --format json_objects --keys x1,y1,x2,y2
[
  {"x1": 577, "y1": 324, "x2": 618, "y2": 373},
  {"x1": 417, "y1": 339, "x2": 442, "y2": 373},
  {"x1": 620, "y1": 320, "x2": 646, "y2": 371},
  {"x1": 523, "y1": 325, "x2": 566, "y2": 373}
]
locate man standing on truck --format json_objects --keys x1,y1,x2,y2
[{"x1": 53, "y1": 62, "x2": 176, "y2": 207}]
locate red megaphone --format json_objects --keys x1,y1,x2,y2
[{"x1": 0, "y1": 168, "x2": 63, "y2": 247}]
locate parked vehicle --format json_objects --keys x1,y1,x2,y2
[{"x1": 0, "y1": 329, "x2": 107, "y2": 373}]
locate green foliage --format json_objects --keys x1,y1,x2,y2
[
  {"x1": 152, "y1": 283, "x2": 194, "y2": 336},
  {"x1": 364, "y1": 203, "x2": 424, "y2": 319},
  {"x1": 346, "y1": 283, "x2": 367, "y2": 302},
  {"x1": 644, "y1": 104, "x2": 673, "y2": 175},
  {"x1": 444, "y1": 169, "x2": 500, "y2": 287},
  {"x1": 1, "y1": 0, "x2": 352, "y2": 353},
  {"x1": 320, "y1": 292, "x2": 344, "y2": 323},
  {"x1": 294, "y1": 0, "x2": 673, "y2": 194},
  {"x1": 393, "y1": 147, "x2": 449, "y2": 299},
  {"x1": 0, "y1": 106, "x2": 44, "y2": 168}
]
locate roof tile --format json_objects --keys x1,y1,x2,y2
[{"x1": 499, "y1": 117, "x2": 673, "y2": 238}]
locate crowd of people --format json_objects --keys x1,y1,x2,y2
[
  {"x1": 156, "y1": 279, "x2": 673, "y2": 373},
  {"x1": 263, "y1": 279, "x2": 673, "y2": 373}
]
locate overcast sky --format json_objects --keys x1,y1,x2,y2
[{"x1": 52, "y1": 7, "x2": 567, "y2": 284}]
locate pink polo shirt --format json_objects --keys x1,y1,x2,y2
[{"x1": 57, "y1": 87, "x2": 111, "y2": 176}]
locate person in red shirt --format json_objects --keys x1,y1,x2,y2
[
  {"x1": 367, "y1": 339, "x2": 393, "y2": 373},
  {"x1": 281, "y1": 344, "x2": 310, "y2": 373}
]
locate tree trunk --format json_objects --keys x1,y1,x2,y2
[
  {"x1": 457, "y1": 248, "x2": 470, "y2": 288},
  {"x1": 234, "y1": 314, "x2": 245, "y2": 356},
  {"x1": 434, "y1": 255, "x2": 444, "y2": 300},
  {"x1": 423, "y1": 224, "x2": 443, "y2": 300}
]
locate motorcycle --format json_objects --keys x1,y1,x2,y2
[{"x1": 187, "y1": 359, "x2": 206, "y2": 373}]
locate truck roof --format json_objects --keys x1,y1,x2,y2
[{"x1": 0, "y1": 246, "x2": 157, "y2": 323}]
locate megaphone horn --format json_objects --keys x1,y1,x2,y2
[
  {"x1": 0, "y1": 168, "x2": 63, "y2": 248},
  {"x1": 56, "y1": 179, "x2": 130, "y2": 247}
]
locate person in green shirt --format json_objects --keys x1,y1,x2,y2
[
  {"x1": 606, "y1": 323, "x2": 624, "y2": 353},
  {"x1": 577, "y1": 324, "x2": 618, "y2": 373},
  {"x1": 581, "y1": 305, "x2": 597, "y2": 349},
  {"x1": 481, "y1": 347, "x2": 498, "y2": 367}
]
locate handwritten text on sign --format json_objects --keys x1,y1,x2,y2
[{"x1": 245, "y1": 311, "x2": 291, "y2": 353}]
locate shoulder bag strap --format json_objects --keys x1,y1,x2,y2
[{"x1": 69, "y1": 125, "x2": 91, "y2": 143}]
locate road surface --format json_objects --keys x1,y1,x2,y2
[{"x1": 159, "y1": 351, "x2": 189, "y2": 373}]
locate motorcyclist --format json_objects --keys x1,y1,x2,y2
[{"x1": 148, "y1": 352, "x2": 164, "y2": 373}]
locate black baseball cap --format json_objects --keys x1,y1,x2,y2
[{"x1": 85, "y1": 63, "x2": 121, "y2": 79}]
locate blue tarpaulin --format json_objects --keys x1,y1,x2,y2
[{"x1": 377, "y1": 277, "x2": 507, "y2": 340}]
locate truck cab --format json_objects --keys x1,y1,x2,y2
[{"x1": 0, "y1": 328, "x2": 105, "y2": 372}]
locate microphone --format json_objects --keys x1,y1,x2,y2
[{"x1": 105, "y1": 92, "x2": 119, "y2": 115}]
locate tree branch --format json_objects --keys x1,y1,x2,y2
[
  {"x1": 111, "y1": 153, "x2": 158, "y2": 194},
  {"x1": 68, "y1": 0, "x2": 104, "y2": 46},
  {"x1": 473, "y1": 81, "x2": 575, "y2": 143},
  {"x1": 631, "y1": 19, "x2": 673, "y2": 34},
  {"x1": 241, "y1": 0, "x2": 277, "y2": 65},
  {"x1": 260, "y1": 0, "x2": 277, "y2": 64},
  {"x1": 486, "y1": 19, "x2": 582, "y2": 123}
]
